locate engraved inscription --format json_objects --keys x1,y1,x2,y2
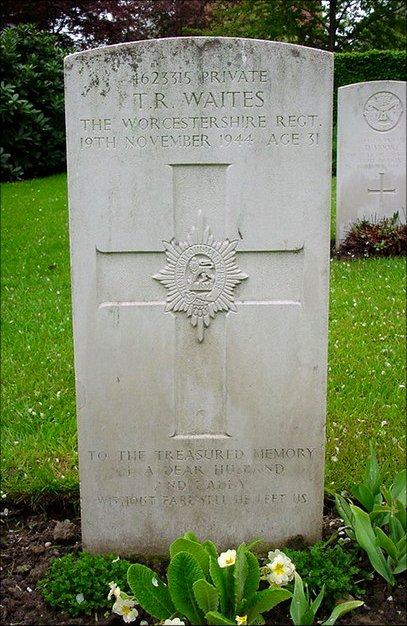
[
  {"x1": 89, "y1": 444, "x2": 315, "y2": 508},
  {"x1": 134, "y1": 69, "x2": 269, "y2": 86},
  {"x1": 363, "y1": 91, "x2": 403, "y2": 132},
  {"x1": 78, "y1": 114, "x2": 322, "y2": 151},
  {"x1": 76, "y1": 57, "x2": 324, "y2": 153},
  {"x1": 153, "y1": 213, "x2": 248, "y2": 342}
]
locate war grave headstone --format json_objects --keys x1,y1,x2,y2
[
  {"x1": 64, "y1": 37, "x2": 333, "y2": 555},
  {"x1": 336, "y1": 80, "x2": 406, "y2": 247}
]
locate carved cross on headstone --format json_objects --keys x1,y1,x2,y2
[
  {"x1": 367, "y1": 171, "x2": 396, "y2": 212},
  {"x1": 97, "y1": 164, "x2": 303, "y2": 438}
]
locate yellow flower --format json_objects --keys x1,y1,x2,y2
[
  {"x1": 218, "y1": 549, "x2": 237, "y2": 568},
  {"x1": 108, "y1": 581, "x2": 121, "y2": 600},
  {"x1": 236, "y1": 615, "x2": 248, "y2": 625},
  {"x1": 265, "y1": 550, "x2": 295, "y2": 586},
  {"x1": 112, "y1": 597, "x2": 138, "y2": 623}
]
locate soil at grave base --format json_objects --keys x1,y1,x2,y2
[{"x1": 0, "y1": 502, "x2": 406, "y2": 626}]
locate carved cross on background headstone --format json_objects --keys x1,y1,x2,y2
[{"x1": 368, "y1": 171, "x2": 396, "y2": 211}]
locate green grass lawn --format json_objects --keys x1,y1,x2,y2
[
  {"x1": 1, "y1": 174, "x2": 77, "y2": 503},
  {"x1": 1, "y1": 174, "x2": 406, "y2": 504}
]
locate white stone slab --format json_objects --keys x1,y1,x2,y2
[
  {"x1": 336, "y1": 81, "x2": 406, "y2": 246},
  {"x1": 64, "y1": 37, "x2": 333, "y2": 555}
]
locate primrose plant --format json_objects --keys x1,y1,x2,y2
[
  {"x1": 335, "y1": 443, "x2": 406, "y2": 586},
  {"x1": 109, "y1": 532, "x2": 364, "y2": 625},
  {"x1": 109, "y1": 531, "x2": 292, "y2": 625}
]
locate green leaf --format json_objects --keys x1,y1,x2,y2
[
  {"x1": 224, "y1": 561, "x2": 236, "y2": 618},
  {"x1": 381, "y1": 484, "x2": 393, "y2": 508},
  {"x1": 245, "y1": 538, "x2": 263, "y2": 551},
  {"x1": 393, "y1": 554, "x2": 406, "y2": 574},
  {"x1": 167, "y1": 552, "x2": 205, "y2": 625},
  {"x1": 170, "y1": 537, "x2": 210, "y2": 575},
  {"x1": 250, "y1": 617, "x2": 265, "y2": 625},
  {"x1": 203, "y1": 539, "x2": 219, "y2": 560},
  {"x1": 391, "y1": 469, "x2": 407, "y2": 507},
  {"x1": 335, "y1": 494, "x2": 355, "y2": 540},
  {"x1": 289, "y1": 572, "x2": 314, "y2": 626},
  {"x1": 193, "y1": 578, "x2": 219, "y2": 614},
  {"x1": 322, "y1": 600, "x2": 364, "y2": 626},
  {"x1": 243, "y1": 550, "x2": 261, "y2": 605},
  {"x1": 127, "y1": 563, "x2": 175, "y2": 620},
  {"x1": 393, "y1": 500, "x2": 407, "y2": 533},
  {"x1": 205, "y1": 611, "x2": 236, "y2": 625},
  {"x1": 351, "y1": 484, "x2": 375, "y2": 512},
  {"x1": 395, "y1": 535, "x2": 406, "y2": 558},
  {"x1": 389, "y1": 514, "x2": 405, "y2": 544},
  {"x1": 350, "y1": 504, "x2": 395, "y2": 585},
  {"x1": 184, "y1": 530, "x2": 200, "y2": 543},
  {"x1": 247, "y1": 587, "x2": 292, "y2": 622},
  {"x1": 234, "y1": 545, "x2": 249, "y2": 609},
  {"x1": 310, "y1": 585, "x2": 325, "y2": 616},
  {"x1": 365, "y1": 442, "x2": 382, "y2": 495},
  {"x1": 374, "y1": 527, "x2": 397, "y2": 561},
  {"x1": 370, "y1": 504, "x2": 391, "y2": 528},
  {"x1": 209, "y1": 556, "x2": 227, "y2": 615}
]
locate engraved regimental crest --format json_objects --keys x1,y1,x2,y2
[
  {"x1": 153, "y1": 214, "x2": 248, "y2": 341},
  {"x1": 363, "y1": 91, "x2": 403, "y2": 132}
]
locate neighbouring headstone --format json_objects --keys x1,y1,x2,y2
[
  {"x1": 64, "y1": 37, "x2": 333, "y2": 555},
  {"x1": 336, "y1": 81, "x2": 406, "y2": 247}
]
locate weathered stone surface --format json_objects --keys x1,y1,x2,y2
[
  {"x1": 64, "y1": 37, "x2": 333, "y2": 555},
  {"x1": 336, "y1": 80, "x2": 406, "y2": 246}
]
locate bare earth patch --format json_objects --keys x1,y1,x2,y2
[{"x1": 1, "y1": 504, "x2": 406, "y2": 626}]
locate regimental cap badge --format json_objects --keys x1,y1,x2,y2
[
  {"x1": 153, "y1": 213, "x2": 248, "y2": 342},
  {"x1": 363, "y1": 91, "x2": 403, "y2": 132}
]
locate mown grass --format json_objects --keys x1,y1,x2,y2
[
  {"x1": 326, "y1": 256, "x2": 406, "y2": 491},
  {"x1": 1, "y1": 174, "x2": 405, "y2": 504},
  {"x1": 1, "y1": 174, "x2": 77, "y2": 503}
]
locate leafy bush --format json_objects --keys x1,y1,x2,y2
[
  {"x1": 285, "y1": 543, "x2": 365, "y2": 610},
  {"x1": 38, "y1": 552, "x2": 131, "y2": 617},
  {"x1": 337, "y1": 213, "x2": 407, "y2": 258},
  {"x1": 0, "y1": 24, "x2": 71, "y2": 181}
]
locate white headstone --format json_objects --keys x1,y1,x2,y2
[
  {"x1": 64, "y1": 37, "x2": 333, "y2": 555},
  {"x1": 336, "y1": 80, "x2": 406, "y2": 246}
]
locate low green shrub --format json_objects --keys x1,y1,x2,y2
[
  {"x1": 38, "y1": 552, "x2": 131, "y2": 617},
  {"x1": 285, "y1": 543, "x2": 365, "y2": 609}
]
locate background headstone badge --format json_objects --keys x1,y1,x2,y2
[
  {"x1": 363, "y1": 91, "x2": 403, "y2": 132},
  {"x1": 65, "y1": 37, "x2": 333, "y2": 554}
]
